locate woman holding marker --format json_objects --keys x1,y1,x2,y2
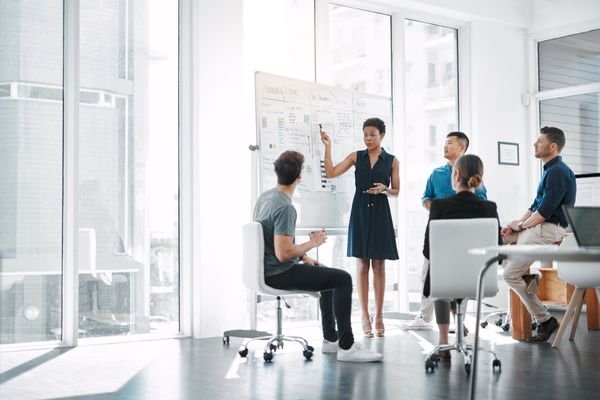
[{"x1": 321, "y1": 117, "x2": 399, "y2": 337}]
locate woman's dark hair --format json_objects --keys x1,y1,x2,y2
[
  {"x1": 454, "y1": 154, "x2": 483, "y2": 189},
  {"x1": 363, "y1": 117, "x2": 386, "y2": 134},
  {"x1": 274, "y1": 150, "x2": 304, "y2": 185}
]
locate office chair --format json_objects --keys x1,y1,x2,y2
[
  {"x1": 237, "y1": 222, "x2": 319, "y2": 362},
  {"x1": 480, "y1": 306, "x2": 510, "y2": 331},
  {"x1": 552, "y1": 234, "x2": 600, "y2": 348},
  {"x1": 479, "y1": 272, "x2": 511, "y2": 332},
  {"x1": 425, "y1": 218, "x2": 502, "y2": 374}
]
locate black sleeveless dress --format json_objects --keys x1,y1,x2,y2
[{"x1": 347, "y1": 149, "x2": 399, "y2": 260}]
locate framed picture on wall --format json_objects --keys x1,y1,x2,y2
[{"x1": 498, "y1": 141, "x2": 519, "y2": 166}]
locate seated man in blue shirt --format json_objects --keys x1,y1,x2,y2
[
  {"x1": 501, "y1": 126, "x2": 576, "y2": 342},
  {"x1": 406, "y1": 131, "x2": 487, "y2": 330}
]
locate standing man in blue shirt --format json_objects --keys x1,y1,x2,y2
[
  {"x1": 405, "y1": 131, "x2": 487, "y2": 330},
  {"x1": 501, "y1": 126, "x2": 576, "y2": 342}
]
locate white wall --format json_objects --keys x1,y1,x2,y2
[
  {"x1": 468, "y1": 21, "x2": 533, "y2": 224},
  {"x1": 532, "y1": 0, "x2": 600, "y2": 33},
  {"x1": 368, "y1": 0, "x2": 532, "y2": 26},
  {"x1": 195, "y1": 0, "x2": 251, "y2": 338}
]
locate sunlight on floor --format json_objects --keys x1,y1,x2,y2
[{"x1": 0, "y1": 340, "x2": 175, "y2": 399}]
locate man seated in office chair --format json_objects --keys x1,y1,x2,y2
[
  {"x1": 253, "y1": 150, "x2": 382, "y2": 362},
  {"x1": 501, "y1": 126, "x2": 576, "y2": 342}
]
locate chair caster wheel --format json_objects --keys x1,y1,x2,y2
[
  {"x1": 464, "y1": 363, "x2": 471, "y2": 374},
  {"x1": 492, "y1": 359, "x2": 501, "y2": 371},
  {"x1": 263, "y1": 352, "x2": 273, "y2": 362},
  {"x1": 239, "y1": 348, "x2": 248, "y2": 358},
  {"x1": 425, "y1": 359, "x2": 436, "y2": 373},
  {"x1": 495, "y1": 318, "x2": 503, "y2": 327},
  {"x1": 223, "y1": 336, "x2": 230, "y2": 345},
  {"x1": 480, "y1": 321, "x2": 488, "y2": 328},
  {"x1": 270, "y1": 344, "x2": 277, "y2": 352},
  {"x1": 303, "y1": 350, "x2": 313, "y2": 360},
  {"x1": 502, "y1": 324, "x2": 510, "y2": 332}
]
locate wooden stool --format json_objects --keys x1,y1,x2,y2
[
  {"x1": 510, "y1": 271, "x2": 600, "y2": 341},
  {"x1": 552, "y1": 288, "x2": 600, "y2": 347},
  {"x1": 510, "y1": 274, "x2": 538, "y2": 341}
]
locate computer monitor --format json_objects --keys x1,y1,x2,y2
[{"x1": 563, "y1": 205, "x2": 600, "y2": 248}]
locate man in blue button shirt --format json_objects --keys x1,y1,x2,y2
[
  {"x1": 501, "y1": 126, "x2": 576, "y2": 342},
  {"x1": 405, "y1": 131, "x2": 487, "y2": 330}
]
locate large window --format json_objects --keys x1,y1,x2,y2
[
  {"x1": 538, "y1": 29, "x2": 600, "y2": 175},
  {"x1": 539, "y1": 29, "x2": 600, "y2": 91},
  {"x1": 540, "y1": 94, "x2": 600, "y2": 174},
  {"x1": 0, "y1": 0, "x2": 180, "y2": 346},
  {"x1": 328, "y1": 5, "x2": 392, "y2": 97},
  {"x1": 77, "y1": 0, "x2": 180, "y2": 338},
  {"x1": 245, "y1": 0, "x2": 317, "y2": 328},
  {"x1": 325, "y1": 5, "x2": 396, "y2": 317},
  {"x1": 0, "y1": 1, "x2": 64, "y2": 344},
  {"x1": 403, "y1": 20, "x2": 458, "y2": 309}
]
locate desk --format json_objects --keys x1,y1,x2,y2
[{"x1": 468, "y1": 245, "x2": 600, "y2": 400}]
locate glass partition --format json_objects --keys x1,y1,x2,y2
[
  {"x1": 0, "y1": 1, "x2": 64, "y2": 344},
  {"x1": 403, "y1": 20, "x2": 458, "y2": 310},
  {"x1": 77, "y1": 0, "x2": 180, "y2": 338}
]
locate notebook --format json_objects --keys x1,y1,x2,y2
[{"x1": 563, "y1": 205, "x2": 600, "y2": 248}]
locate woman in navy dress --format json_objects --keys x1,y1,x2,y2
[{"x1": 321, "y1": 117, "x2": 399, "y2": 337}]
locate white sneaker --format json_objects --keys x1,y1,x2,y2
[
  {"x1": 403, "y1": 315, "x2": 433, "y2": 330},
  {"x1": 322, "y1": 339, "x2": 338, "y2": 354},
  {"x1": 337, "y1": 342, "x2": 383, "y2": 362}
]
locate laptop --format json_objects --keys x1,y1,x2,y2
[{"x1": 563, "y1": 205, "x2": 600, "y2": 249}]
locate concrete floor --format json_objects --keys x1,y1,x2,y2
[{"x1": 1, "y1": 311, "x2": 599, "y2": 400}]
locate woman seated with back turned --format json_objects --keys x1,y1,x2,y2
[{"x1": 421, "y1": 154, "x2": 501, "y2": 359}]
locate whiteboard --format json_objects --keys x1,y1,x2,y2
[{"x1": 255, "y1": 72, "x2": 395, "y2": 229}]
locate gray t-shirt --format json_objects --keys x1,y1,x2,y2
[{"x1": 253, "y1": 188, "x2": 299, "y2": 277}]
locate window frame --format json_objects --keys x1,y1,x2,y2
[
  {"x1": 0, "y1": 0, "x2": 189, "y2": 351},
  {"x1": 315, "y1": 0, "x2": 466, "y2": 313},
  {"x1": 530, "y1": 23, "x2": 600, "y2": 189}
]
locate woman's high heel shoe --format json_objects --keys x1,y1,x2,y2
[
  {"x1": 375, "y1": 316, "x2": 385, "y2": 337},
  {"x1": 362, "y1": 316, "x2": 374, "y2": 338}
]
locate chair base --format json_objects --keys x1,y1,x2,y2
[
  {"x1": 239, "y1": 333, "x2": 314, "y2": 362},
  {"x1": 222, "y1": 329, "x2": 272, "y2": 345},
  {"x1": 480, "y1": 310, "x2": 511, "y2": 332},
  {"x1": 425, "y1": 300, "x2": 501, "y2": 374},
  {"x1": 237, "y1": 296, "x2": 314, "y2": 362},
  {"x1": 425, "y1": 343, "x2": 501, "y2": 374}
]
